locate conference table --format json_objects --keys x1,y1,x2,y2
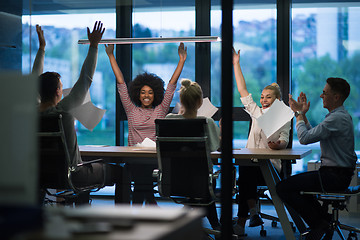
[{"x1": 80, "y1": 145, "x2": 312, "y2": 240}]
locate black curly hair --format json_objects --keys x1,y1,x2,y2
[{"x1": 129, "y1": 72, "x2": 165, "y2": 107}]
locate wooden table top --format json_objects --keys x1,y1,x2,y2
[{"x1": 80, "y1": 145, "x2": 312, "y2": 160}]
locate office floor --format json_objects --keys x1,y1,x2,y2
[{"x1": 90, "y1": 195, "x2": 360, "y2": 240}]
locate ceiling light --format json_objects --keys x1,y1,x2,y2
[{"x1": 78, "y1": 36, "x2": 221, "y2": 45}]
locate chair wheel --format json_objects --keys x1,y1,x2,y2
[
  {"x1": 271, "y1": 221, "x2": 277, "y2": 228},
  {"x1": 260, "y1": 229, "x2": 267, "y2": 237}
]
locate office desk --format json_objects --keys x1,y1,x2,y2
[
  {"x1": 80, "y1": 146, "x2": 310, "y2": 163},
  {"x1": 23, "y1": 206, "x2": 204, "y2": 240},
  {"x1": 80, "y1": 146, "x2": 311, "y2": 240},
  {"x1": 80, "y1": 146, "x2": 158, "y2": 159}
]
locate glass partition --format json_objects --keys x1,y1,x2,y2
[
  {"x1": 211, "y1": 1, "x2": 277, "y2": 149},
  {"x1": 292, "y1": 1, "x2": 360, "y2": 173}
]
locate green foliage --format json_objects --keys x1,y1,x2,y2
[
  {"x1": 295, "y1": 53, "x2": 359, "y2": 115},
  {"x1": 133, "y1": 43, "x2": 179, "y2": 66},
  {"x1": 294, "y1": 54, "x2": 341, "y2": 119},
  {"x1": 134, "y1": 23, "x2": 152, "y2": 38},
  {"x1": 293, "y1": 53, "x2": 360, "y2": 150}
]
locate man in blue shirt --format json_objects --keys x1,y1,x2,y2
[{"x1": 276, "y1": 77, "x2": 357, "y2": 240}]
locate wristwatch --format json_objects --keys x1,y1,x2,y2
[{"x1": 294, "y1": 111, "x2": 303, "y2": 117}]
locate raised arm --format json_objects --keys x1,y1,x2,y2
[
  {"x1": 168, "y1": 42, "x2": 187, "y2": 85},
  {"x1": 105, "y1": 44, "x2": 125, "y2": 84},
  {"x1": 233, "y1": 48, "x2": 249, "y2": 98},
  {"x1": 32, "y1": 24, "x2": 46, "y2": 75},
  {"x1": 60, "y1": 21, "x2": 104, "y2": 110}
]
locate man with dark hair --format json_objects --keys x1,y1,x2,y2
[
  {"x1": 35, "y1": 22, "x2": 124, "y2": 204},
  {"x1": 276, "y1": 77, "x2": 357, "y2": 240},
  {"x1": 38, "y1": 72, "x2": 61, "y2": 102}
]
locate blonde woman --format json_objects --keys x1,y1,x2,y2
[
  {"x1": 166, "y1": 79, "x2": 221, "y2": 231},
  {"x1": 232, "y1": 49, "x2": 291, "y2": 236}
]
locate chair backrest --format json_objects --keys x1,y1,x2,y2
[
  {"x1": 38, "y1": 113, "x2": 74, "y2": 191},
  {"x1": 155, "y1": 118, "x2": 215, "y2": 203}
]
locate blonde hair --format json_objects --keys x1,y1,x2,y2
[
  {"x1": 179, "y1": 79, "x2": 203, "y2": 111},
  {"x1": 264, "y1": 82, "x2": 282, "y2": 100}
]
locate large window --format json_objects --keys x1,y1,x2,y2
[
  {"x1": 120, "y1": 6, "x2": 197, "y2": 145},
  {"x1": 211, "y1": 2, "x2": 277, "y2": 149},
  {"x1": 2, "y1": 0, "x2": 358, "y2": 174},
  {"x1": 292, "y1": 2, "x2": 360, "y2": 172},
  {"x1": 132, "y1": 8, "x2": 196, "y2": 107}
]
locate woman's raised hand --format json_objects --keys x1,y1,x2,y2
[
  {"x1": 232, "y1": 48, "x2": 240, "y2": 65},
  {"x1": 178, "y1": 42, "x2": 187, "y2": 62},
  {"x1": 105, "y1": 44, "x2": 115, "y2": 56}
]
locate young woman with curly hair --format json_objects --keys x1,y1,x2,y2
[
  {"x1": 128, "y1": 72, "x2": 165, "y2": 108},
  {"x1": 105, "y1": 43, "x2": 187, "y2": 205}
]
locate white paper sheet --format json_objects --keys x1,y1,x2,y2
[
  {"x1": 172, "y1": 97, "x2": 218, "y2": 118},
  {"x1": 172, "y1": 102, "x2": 182, "y2": 114},
  {"x1": 134, "y1": 137, "x2": 156, "y2": 148},
  {"x1": 197, "y1": 97, "x2": 218, "y2": 118},
  {"x1": 256, "y1": 99, "x2": 294, "y2": 140},
  {"x1": 63, "y1": 88, "x2": 106, "y2": 131}
]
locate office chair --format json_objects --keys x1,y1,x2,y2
[
  {"x1": 301, "y1": 185, "x2": 360, "y2": 240},
  {"x1": 38, "y1": 113, "x2": 105, "y2": 206},
  {"x1": 153, "y1": 118, "x2": 236, "y2": 240}
]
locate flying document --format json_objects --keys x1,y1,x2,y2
[
  {"x1": 63, "y1": 88, "x2": 106, "y2": 131},
  {"x1": 256, "y1": 99, "x2": 294, "y2": 140},
  {"x1": 172, "y1": 97, "x2": 218, "y2": 118},
  {"x1": 197, "y1": 97, "x2": 219, "y2": 118}
]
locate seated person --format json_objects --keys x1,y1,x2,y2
[
  {"x1": 276, "y1": 77, "x2": 357, "y2": 240},
  {"x1": 166, "y1": 78, "x2": 221, "y2": 231},
  {"x1": 35, "y1": 22, "x2": 123, "y2": 204},
  {"x1": 232, "y1": 48, "x2": 291, "y2": 236},
  {"x1": 105, "y1": 43, "x2": 187, "y2": 205}
]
